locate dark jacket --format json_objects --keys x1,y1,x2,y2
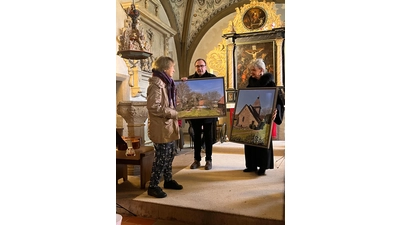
[
  {"x1": 188, "y1": 71, "x2": 216, "y2": 79},
  {"x1": 244, "y1": 72, "x2": 284, "y2": 170},
  {"x1": 247, "y1": 73, "x2": 284, "y2": 125}
]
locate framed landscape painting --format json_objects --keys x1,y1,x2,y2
[
  {"x1": 229, "y1": 87, "x2": 278, "y2": 148},
  {"x1": 175, "y1": 77, "x2": 226, "y2": 119}
]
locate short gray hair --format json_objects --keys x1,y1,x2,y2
[{"x1": 248, "y1": 58, "x2": 266, "y2": 73}]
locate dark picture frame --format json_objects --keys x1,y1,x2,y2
[
  {"x1": 175, "y1": 77, "x2": 226, "y2": 119},
  {"x1": 226, "y1": 89, "x2": 237, "y2": 103},
  {"x1": 236, "y1": 40, "x2": 275, "y2": 89},
  {"x1": 229, "y1": 87, "x2": 278, "y2": 149}
]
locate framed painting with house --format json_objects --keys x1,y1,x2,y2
[
  {"x1": 174, "y1": 77, "x2": 226, "y2": 119},
  {"x1": 229, "y1": 87, "x2": 278, "y2": 148}
]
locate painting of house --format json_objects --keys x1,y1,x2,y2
[
  {"x1": 174, "y1": 77, "x2": 226, "y2": 119},
  {"x1": 235, "y1": 96, "x2": 270, "y2": 130},
  {"x1": 230, "y1": 88, "x2": 278, "y2": 148},
  {"x1": 217, "y1": 96, "x2": 226, "y2": 113}
]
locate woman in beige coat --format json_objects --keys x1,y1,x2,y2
[{"x1": 146, "y1": 56, "x2": 183, "y2": 198}]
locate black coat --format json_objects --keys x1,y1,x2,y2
[
  {"x1": 247, "y1": 73, "x2": 284, "y2": 125},
  {"x1": 187, "y1": 71, "x2": 218, "y2": 144},
  {"x1": 244, "y1": 72, "x2": 285, "y2": 170},
  {"x1": 188, "y1": 71, "x2": 216, "y2": 79}
]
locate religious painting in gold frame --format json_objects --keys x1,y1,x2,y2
[
  {"x1": 236, "y1": 40, "x2": 275, "y2": 89},
  {"x1": 242, "y1": 7, "x2": 267, "y2": 30}
]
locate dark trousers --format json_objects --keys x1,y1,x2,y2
[
  {"x1": 244, "y1": 139, "x2": 274, "y2": 170},
  {"x1": 191, "y1": 121, "x2": 213, "y2": 162}
]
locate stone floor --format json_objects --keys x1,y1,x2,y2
[{"x1": 116, "y1": 139, "x2": 285, "y2": 225}]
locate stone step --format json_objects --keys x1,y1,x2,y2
[{"x1": 213, "y1": 140, "x2": 285, "y2": 156}]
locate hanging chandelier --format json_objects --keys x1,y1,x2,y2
[{"x1": 117, "y1": 1, "x2": 152, "y2": 60}]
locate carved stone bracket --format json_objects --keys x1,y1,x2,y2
[
  {"x1": 117, "y1": 101, "x2": 135, "y2": 124},
  {"x1": 117, "y1": 101, "x2": 148, "y2": 139},
  {"x1": 131, "y1": 101, "x2": 148, "y2": 124}
]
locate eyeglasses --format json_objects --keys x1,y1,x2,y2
[{"x1": 195, "y1": 65, "x2": 206, "y2": 68}]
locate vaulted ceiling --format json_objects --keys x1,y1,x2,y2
[{"x1": 158, "y1": 0, "x2": 285, "y2": 75}]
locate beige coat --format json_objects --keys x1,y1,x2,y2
[{"x1": 146, "y1": 76, "x2": 179, "y2": 144}]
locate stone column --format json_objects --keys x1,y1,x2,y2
[
  {"x1": 275, "y1": 38, "x2": 284, "y2": 87},
  {"x1": 274, "y1": 38, "x2": 285, "y2": 141},
  {"x1": 117, "y1": 101, "x2": 148, "y2": 145},
  {"x1": 226, "y1": 43, "x2": 234, "y2": 89}
]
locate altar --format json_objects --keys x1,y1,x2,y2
[{"x1": 205, "y1": 0, "x2": 285, "y2": 139}]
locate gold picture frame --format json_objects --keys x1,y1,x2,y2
[{"x1": 242, "y1": 7, "x2": 267, "y2": 30}]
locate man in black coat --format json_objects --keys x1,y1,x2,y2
[{"x1": 185, "y1": 58, "x2": 218, "y2": 170}]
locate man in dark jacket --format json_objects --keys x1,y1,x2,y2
[{"x1": 186, "y1": 58, "x2": 218, "y2": 170}]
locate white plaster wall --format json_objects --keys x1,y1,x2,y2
[
  {"x1": 154, "y1": 0, "x2": 180, "y2": 80},
  {"x1": 190, "y1": 13, "x2": 236, "y2": 75}
]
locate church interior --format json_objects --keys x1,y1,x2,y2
[
  {"x1": 4, "y1": 1, "x2": 397, "y2": 225},
  {"x1": 116, "y1": 0, "x2": 285, "y2": 224}
]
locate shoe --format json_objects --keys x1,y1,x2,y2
[
  {"x1": 243, "y1": 168, "x2": 257, "y2": 172},
  {"x1": 147, "y1": 186, "x2": 167, "y2": 198},
  {"x1": 205, "y1": 160, "x2": 212, "y2": 170},
  {"x1": 164, "y1": 180, "x2": 183, "y2": 190},
  {"x1": 190, "y1": 160, "x2": 200, "y2": 169},
  {"x1": 257, "y1": 169, "x2": 266, "y2": 176}
]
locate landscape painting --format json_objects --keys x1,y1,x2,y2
[
  {"x1": 175, "y1": 77, "x2": 226, "y2": 119},
  {"x1": 230, "y1": 87, "x2": 278, "y2": 148}
]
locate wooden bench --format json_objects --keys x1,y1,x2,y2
[{"x1": 116, "y1": 146, "x2": 154, "y2": 189}]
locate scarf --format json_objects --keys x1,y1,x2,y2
[{"x1": 152, "y1": 69, "x2": 176, "y2": 108}]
